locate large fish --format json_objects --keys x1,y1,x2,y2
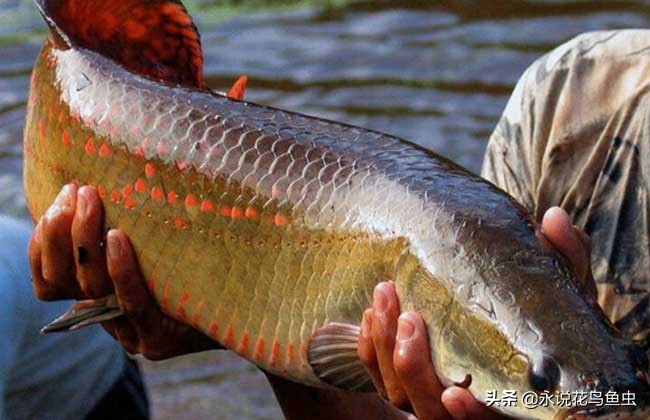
[{"x1": 23, "y1": 0, "x2": 650, "y2": 418}]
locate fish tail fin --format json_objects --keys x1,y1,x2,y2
[
  {"x1": 308, "y1": 322, "x2": 375, "y2": 392},
  {"x1": 35, "y1": 0, "x2": 203, "y2": 88},
  {"x1": 41, "y1": 294, "x2": 123, "y2": 334}
]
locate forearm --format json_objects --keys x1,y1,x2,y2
[{"x1": 265, "y1": 372, "x2": 408, "y2": 420}]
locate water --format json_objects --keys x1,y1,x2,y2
[{"x1": 1, "y1": 0, "x2": 648, "y2": 418}]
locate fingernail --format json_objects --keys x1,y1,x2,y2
[
  {"x1": 57, "y1": 184, "x2": 73, "y2": 206},
  {"x1": 360, "y1": 312, "x2": 368, "y2": 338},
  {"x1": 46, "y1": 185, "x2": 73, "y2": 219},
  {"x1": 361, "y1": 310, "x2": 371, "y2": 338},
  {"x1": 373, "y1": 286, "x2": 387, "y2": 311},
  {"x1": 397, "y1": 314, "x2": 415, "y2": 341},
  {"x1": 107, "y1": 231, "x2": 122, "y2": 259},
  {"x1": 77, "y1": 189, "x2": 88, "y2": 219}
]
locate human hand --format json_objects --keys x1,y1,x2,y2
[
  {"x1": 537, "y1": 206, "x2": 597, "y2": 304},
  {"x1": 28, "y1": 183, "x2": 220, "y2": 359},
  {"x1": 358, "y1": 206, "x2": 595, "y2": 420},
  {"x1": 358, "y1": 282, "x2": 504, "y2": 420}
]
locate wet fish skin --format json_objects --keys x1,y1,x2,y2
[{"x1": 24, "y1": 1, "x2": 650, "y2": 418}]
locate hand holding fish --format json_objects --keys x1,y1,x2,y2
[
  {"x1": 29, "y1": 183, "x2": 220, "y2": 359},
  {"x1": 357, "y1": 207, "x2": 596, "y2": 420}
]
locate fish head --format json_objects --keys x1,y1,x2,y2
[
  {"x1": 495, "y1": 269, "x2": 650, "y2": 419},
  {"x1": 545, "y1": 336, "x2": 650, "y2": 420},
  {"x1": 404, "y1": 243, "x2": 650, "y2": 419}
]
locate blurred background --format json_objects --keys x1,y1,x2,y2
[{"x1": 1, "y1": 0, "x2": 649, "y2": 418}]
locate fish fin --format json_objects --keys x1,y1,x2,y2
[
  {"x1": 308, "y1": 322, "x2": 375, "y2": 392},
  {"x1": 35, "y1": 0, "x2": 203, "y2": 88},
  {"x1": 41, "y1": 294, "x2": 123, "y2": 334},
  {"x1": 227, "y1": 75, "x2": 248, "y2": 100}
]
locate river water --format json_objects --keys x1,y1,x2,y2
[{"x1": 1, "y1": 1, "x2": 649, "y2": 419}]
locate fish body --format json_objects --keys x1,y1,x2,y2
[{"x1": 24, "y1": 1, "x2": 650, "y2": 418}]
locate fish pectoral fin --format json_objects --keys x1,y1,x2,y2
[
  {"x1": 227, "y1": 75, "x2": 248, "y2": 100},
  {"x1": 308, "y1": 322, "x2": 374, "y2": 392},
  {"x1": 41, "y1": 294, "x2": 123, "y2": 334}
]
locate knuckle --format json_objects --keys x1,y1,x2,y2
[
  {"x1": 85, "y1": 199, "x2": 102, "y2": 222},
  {"x1": 394, "y1": 353, "x2": 420, "y2": 379},
  {"x1": 115, "y1": 328, "x2": 139, "y2": 354},
  {"x1": 32, "y1": 283, "x2": 61, "y2": 301},
  {"x1": 42, "y1": 219, "x2": 72, "y2": 253},
  {"x1": 45, "y1": 206, "x2": 73, "y2": 230},
  {"x1": 28, "y1": 236, "x2": 40, "y2": 257},
  {"x1": 358, "y1": 346, "x2": 375, "y2": 368},
  {"x1": 373, "y1": 326, "x2": 395, "y2": 349},
  {"x1": 43, "y1": 263, "x2": 72, "y2": 285},
  {"x1": 121, "y1": 300, "x2": 145, "y2": 318},
  {"x1": 41, "y1": 215, "x2": 57, "y2": 238},
  {"x1": 387, "y1": 388, "x2": 410, "y2": 409},
  {"x1": 32, "y1": 285, "x2": 52, "y2": 300}
]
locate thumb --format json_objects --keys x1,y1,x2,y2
[{"x1": 540, "y1": 207, "x2": 597, "y2": 303}]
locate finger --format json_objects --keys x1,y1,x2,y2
[
  {"x1": 40, "y1": 184, "x2": 82, "y2": 296},
  {"x1": 102, "y1": 318, "x2": 140, "y2": 354},
  {"x1": 394, "y1": 312, "x2": 450, "y2": 420},
  {"x1": 442, "y1": 387, "x2": 506, "y2": 420},
  {"x1": 29, "y1": 219, "x2": 62, "y2": 300},
  {"x1": 106, "y1": 229, "x2": 160, "y2": 339},
  {"x1": 540, "y1": 207, "x2": 590, "y2": 285},
  {"x1": 29, "y1": 220, "x2": 44, "y2": 291},
  {"x1": 358, "y1": 308, "x2": 386, "y2": 396},
  {"x1": 371, "y1": 281, "x2": 409, "y2": 408},
  {"x1": 100, "y1": 319, "x2": 118, "y2": 340},
  {"x1": 71, "y1": 186, "x2": 112, "y2": 297}
]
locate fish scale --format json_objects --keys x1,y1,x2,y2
[{"x1": 25, "y1": 1, "x2": 650, "y2": 418}]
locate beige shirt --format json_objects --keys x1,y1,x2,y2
[{"x1": 481, "y1": 30, "x2": 650, "y2": 345}]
